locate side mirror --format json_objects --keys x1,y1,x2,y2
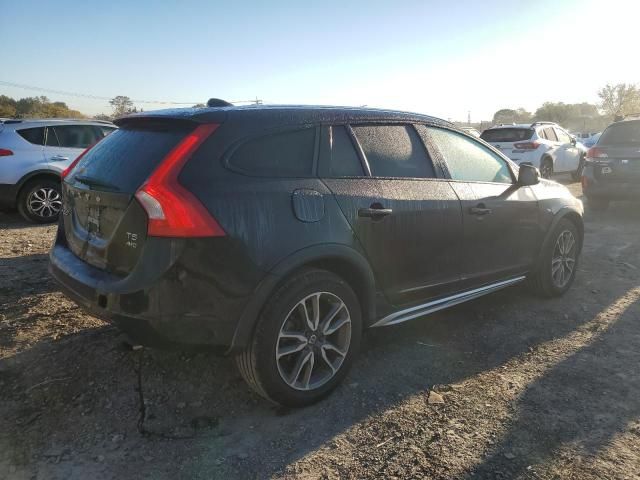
[
  {"x1": 571, "y1": 137, "x2": 577, "y2": 146},
  {"x1": 518, "y1": 163, "x2": 540, "y2": 186}
]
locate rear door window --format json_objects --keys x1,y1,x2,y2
[
  {"x1": 480, "y1": 128, "x2": 533, "y2": 142},
  {"x1": 427, "y1": 127, "x2": 513, "y2": 184},
  {"x1": 351, "y1": 124, "x2": 435, "y2": 178},
  {"x1": 68, "y1": 125, "x2": 189, "y2": 194},
  {"x1": 320, "y1": 126, "x2": 364, "y2": 177},
  {"x1": 52, "y1": 125, "x2": 101, "y2": 149},
  {"x1": 229, "y1": 127, "x2": 316, "y2": 177},
  {"x1": 543, "y1": 127, "x2": 558, "y2": 142},
  {"x1": 45, "y1": 127, "x2": 60, "y2": 146},
  {"x1": 16, "y1": 127, "x2": 45, "y2": 145}
]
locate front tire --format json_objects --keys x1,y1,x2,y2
[
  {"x1": 528, "y1": 218, "x2": 581, "y2": 297},
  {"x1": 540, "y1": 157, "x2": 553, "y2": 179},
  {"x1": 236, "y1": 269, "x2": 362, "y2": 407},
  {"x1": 571, "y1": 155, "x2": 585, "y2": 181},
  {"x1": 17, "y1": 178, "x2": 62, "y2": 224}
]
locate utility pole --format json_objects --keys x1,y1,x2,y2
[{"x1": 468, "y1": 110, "x2": 471, "y2": 125}]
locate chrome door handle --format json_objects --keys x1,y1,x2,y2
[
  {"x1": 51, "y1": 155, "x2": 69, "y2": 161},
  {"x1": 469, "y1": 206, "x2": 492, "y2": 216},
  {"x1": 358, "y1": 207, "x2": 393, "y2": 218}
]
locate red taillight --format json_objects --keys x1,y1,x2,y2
[
  {"x1": 586, "y1": 146, "x2": 607, "y2": 159},
  {"x1": 135, "y1": 123, "x2": 225, "y2": 238},
  {"x1": 61, "y1": 139, "x2": 102, "y2": 179},
  {"x1": 513, "y1": 141, "x2": 540, "y2": 150},
  {"x1": 0, "y1": 148, "x2": 13, "y2": 156}
]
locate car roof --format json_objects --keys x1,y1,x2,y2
[{"x1": 115, "y1": 104, "x2": 454, "y2": 129}]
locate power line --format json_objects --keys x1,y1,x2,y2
[{"x1": 0, "y1": 80, "x2": 261, "y2": 105}]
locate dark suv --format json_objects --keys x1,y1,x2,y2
[
  {"x1": 582, "y1": 117, "x2": 640, "y2": 211},
  {"x1": 49, "y1": 104, "x2": 584, "y2": 406}
]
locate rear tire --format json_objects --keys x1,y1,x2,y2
[
  {"x1": 587, "y1": 197, "x2": 610, "y2": 212},
  {"x1": 236, "y1": 269, "x2": 362, "y2": 407},
  {"x1": 17, "y1": 178, "x2": 62, "y2": 224},
  {"x1": 528, "y1": 218, "x2": 580, "y2": 297},
  {"x1": 540, "y1": 157, "x2": 553, "y2": 179}
]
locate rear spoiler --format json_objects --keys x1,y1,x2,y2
[{"x1": 114, "y1": 109, "x2": 228, "y2": 128}]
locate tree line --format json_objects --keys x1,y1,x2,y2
[
  {"x1": 491, "y1": 83, "x2": 640, "y2": 132},
  {"x1": 0, "y1": 95, "x2": 142, "y2": 120}
]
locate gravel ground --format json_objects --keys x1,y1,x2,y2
[{"x1": 1, "y1": 179, "x2": 640, "y2": 480}]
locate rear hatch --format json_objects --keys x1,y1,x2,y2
[
  {"x1": 480, "y1": 127, "x2": 535, "y2": 158},
  {"x1": 62, "y1": 120, "x2": 194, "y2": 275},
  {"x1": 590, "y1": 120, "x2": 640, "y2": 183}
]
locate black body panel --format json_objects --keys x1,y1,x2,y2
[{"x1": 50, "y1": 104, "x2": 584, "y2": 353}]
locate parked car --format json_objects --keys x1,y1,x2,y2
[
  {"x1": 481, "y1": 122, "x2": 585, "y2": 180},
  {"x1": 49, "y1": 104, "x2": 584, "y2": 406},
  {"x1": 460, "y1": 126, "x2": 481, "y2": 137},
  {"x1": 0, "y1": 119, "x2": 116, "y2": 223},
  {"x1": 582, "y1": 118, "x2": 640, "y2": 211},
  {"x1": 581, "y1": 132, "x2": 601, "y2": 148}
]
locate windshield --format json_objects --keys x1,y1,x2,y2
[{"x1": 480, "y1": 128, "x2": 534, "y2": 143}]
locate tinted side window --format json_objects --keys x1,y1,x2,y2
[
  {"x1": 352, "y1": 125, "x2": 435, "y2": 178},
  {"x1": 17, "y1": 127, "x2": 45, "y2": 145},
  {"x1": 544, "y1": 127, "x2": 558, "y2": 142},
  {"x1": 230, "y1": 128, "x2": 316, "y2": 177},
  {"x1": 45, "y1": 127, "x2": 60, "y2": 146},
  {"x1": 427, "y1": 127, "x2": 512, "y2": 184},
  {"x1": 328, "y1": 126, "x2": 364, "y2": 176},
  {"x1": 52, "y1": 125, "x2": 100, "y2": 148},
  {"x1": 555, "y1": 128, "x2": 571, "y2": 144}
]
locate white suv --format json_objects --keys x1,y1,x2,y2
[
  {"x1": 0, "y1": 119, "x2": 116, "y2": 222},
  {"x1": 480, "y1": 122, "x2": 585, "y2": 180}
]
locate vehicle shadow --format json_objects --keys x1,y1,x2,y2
[
  {"x1": 0, "y1": 211, "x2": 53, "y2": 230},
  {"x1": 463, "y1": 288, "x2": 640, "y2": 479},
  {"x1": 0, "y1": 254, "x2": 57, "y2": 297},
  {"x1": 0, "y1": 275, "x2": 606, "y2": 479}
]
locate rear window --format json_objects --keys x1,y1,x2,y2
[
  {"x1": 480, "y1": 128, "x2": 533, "y2": 143},
  {"x1": 599, "y1": 121, "x2": 640, "y2": 146},
  {"x1": 17, "y1": 127, "x2": 45, "y2": 145},
  {"x1": 229, "y1": 128, "x2": 316, "y2": 177},
  {"x1": 68, "y1": 125, "x2": 188, "y2": 194}
]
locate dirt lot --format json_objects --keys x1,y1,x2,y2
[{"x1": 1, "y1": 179, "x2": 640, "y2": 480}]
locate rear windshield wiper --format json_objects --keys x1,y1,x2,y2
[{"x1": 73, "y1": 175, "x2": 120, "y2": 192}]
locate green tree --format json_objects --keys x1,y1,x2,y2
[
  {"x1": 598, "y1": 83, "x2": 640, "y2": 119},
  {"x1": 492, "y1": 108, "x2": 532, "y2": 125},
  {"x1": 109, "y1": 96, "x2": 134, "y2": 117},
  {"x1": 0, "y1": 95, "x2": 17, "y2": 117}
]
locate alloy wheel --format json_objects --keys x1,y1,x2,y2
[
  {"x1": 276, "y1": 291, "x2": 352, "y2": 391},
  {"x1": 27, "y1": 187, "x2": 62, "y2": 219},
  {"x1": 551, "y1": 229, "x2": 577, "y2": 288},
  {"x1": 541, "y1": 162, "x2": 553, "y2": 179}
]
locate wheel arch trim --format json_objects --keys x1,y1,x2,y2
[{"x1": 226, "y1": 244, "x2": 377, "y2": 354}]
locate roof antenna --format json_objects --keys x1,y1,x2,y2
[{"x1": 206, "y1": 98, "x2": 233, "y2": 107}]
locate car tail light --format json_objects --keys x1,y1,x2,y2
[
  {"x1": 61, "y1": 139, "x2": 102, "y2": 179},
  {"x1": 0, "y1": 148, "x2": 13, "y2": 156},
  {"x1": 513, "y1": 141, "x2": 540, "y2": 150},
  {"x1": 586, "y1": 146, "x2": 607, "y2": 159},
  {"x1": 135, "y1": 123, "x2": 225, "y2": 238}
]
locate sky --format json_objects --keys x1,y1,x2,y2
[{"x1": 1, "y1": 0, "x2": 639, "y2": 122}]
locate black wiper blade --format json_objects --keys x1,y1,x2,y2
[{"x1": 74, "y1": 175, "x2": 120, "y2": 192}]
